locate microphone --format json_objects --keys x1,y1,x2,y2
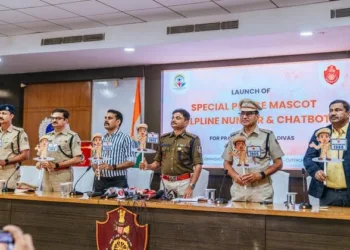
[
  {"x1": 140, "y1": 189, "x2": 159, "y2": 200},
  {"x1": 3, "y1": 165, "x2": 21, "y2": 193},
  {"x1": 101, "y1": 187, "x2": 117, "y2": 199},
  {"x1": 87, "y1": 191, "x2": 103, "y2": 197},
  {"x1": 299, "y1": 168, "x2": 312, "y2": 209},
  {"x1": 153, "y1": 189, "x2": 165, "y2": 199},
  {"x1": 70, "y1": 166, "x2": 92, "y2": 195},
  {"x1": 215, "y1": 169, "x2": 229, "y2": 204},
  {"x1": 166, "y1": 190, "x2": 177, "y2": 200},
  {"x1": 107, "y1": 192, "x2": 118, "y2": 199}
]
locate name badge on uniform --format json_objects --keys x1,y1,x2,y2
[
  {"x1": 147, "y1": 132, "x2": 159, "y2": 144},
  {"x1": 0, "y1": 139, "x2": 2, "y2": 147},
  {"x1": 103, "y1": 141, "x2": 112, "y2": 151},
  {"x1": 331, "y1": 139, "x2": 347, "y2": 151},
  {"x1": 48, "y1": 143, "x2": 58, "y2": 152},
  {"x1": 246, "y1": 146, "x2": 261, "y2": 157}
]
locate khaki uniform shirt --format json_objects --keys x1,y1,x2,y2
[
  {"x1": 0, "y1": 125, "x2": 30, "y2": 168},
  {"x1": 46, "y1": 128, "x2": 82, "y2": 163},
  {"x1": 327, "y1": 122, "x2": 349, "y2": 189},
  {"x1": 154, "y1": 131, "x2": 203, "y2": 176},
  {"x1": 222, "y1": 126, "x2": 284, "y2": 172}
]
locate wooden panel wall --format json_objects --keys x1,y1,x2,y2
[{"x1": 23, "y1": 81, "x2": 92, "y2": 165}]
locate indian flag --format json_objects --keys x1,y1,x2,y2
[{"x1": 131, "y1": 77, "x2": 142, "y2": 168}]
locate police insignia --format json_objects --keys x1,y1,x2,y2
[
  {"x1": 96, "y1": 207, "x2": 148, "y2": 250},
  {"x1": 24, "y1": 137, "x2": 28, "y2": 142},
  {"x1": 324, "y1": 65, "x2": 340, "y2": 85},
  {"x1": 196, "y1": 146, "x2": 202, "y2": 153}
]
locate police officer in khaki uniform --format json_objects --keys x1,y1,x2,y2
[
  {"x1": 0, "y1": 104, "x2": 30, "y2": 190},
  {"x1": 35, "y1": 109, "x2": 82, "y2": 192},
  {"x1": 222, "y1": 99, "x2": 284, "y2": 202},
  {"x1": 140, "y1": 109, "x2": 203, "y2": 198}
]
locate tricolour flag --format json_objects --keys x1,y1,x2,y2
[
  {"x1": 131, "y1": 77, "x2": 142, "y2": 168},
  {"x1": 131, "y1": 77, "x2": 141, "y2": 137}
]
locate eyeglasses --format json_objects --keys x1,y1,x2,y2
[
  {"x1": 50, "y1": 116, "x2": 64, "y2": 121},
  {"x1": 239, "y1": 111, "x2": 257, "y2": 117}
]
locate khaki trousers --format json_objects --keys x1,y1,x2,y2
[
  {"x1": 230, "y1": 179, "x2": 273, "y2": 203},
  {"x1": 43, "y1": 168, "x2": 72, "y2": 192}
]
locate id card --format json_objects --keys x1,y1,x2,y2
[
  {"x1": 246, "y1": 146, "x2": 261, "y2": 157},
  {"x1": 103, "y1": 141, "x2": 112, "y2": 151},
  {"x1": 48, "y1": 143, "x2": 58, "y2": 152},
  {"x1": 147, "y1": 132, "x2": 159, "y2": 144},
  {"x1": 331, "y1": 139, "x2": 347, "y2": 151}
]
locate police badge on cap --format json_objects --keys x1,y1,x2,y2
[
  {"x1": 0, "y1": 104, "x2": 15, "y2": 114},
  {"x1": 239, "y1": 98, "x2": 262, "y2": 112}
]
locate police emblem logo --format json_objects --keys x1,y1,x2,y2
[
  {"x1": 324, "y1": 65, "x2": 340, "y2": 85},
  {"x1": 5, "y1": 106, "x2": 9, "y2": 111},
  {"x1": 39, "y1": 118, "x2": 53, "y2": 138},
  {"x1": 96, "y1": 207, "x2": 148, "y2": 250}
]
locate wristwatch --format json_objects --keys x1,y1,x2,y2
[
  {"x1": 189, "y1": 183, "x2": 196, "y2": 189},
  {"x1": 55, "y1": 163, "x2": 60, "y2": 169},
  {"x1": 4, "y1": 159, "x2": 9, "y2": 165},
  {"x1": 112, "y1": 165, "x2": 117, "y2": 171},
  {"x1": 260, "y1": 171, "x2": 266, "y2": 179}
]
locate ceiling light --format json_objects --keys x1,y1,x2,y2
[
  {"x1": 300, "y1": 31, "x2": 313, "y2": 37},
  {"x1": 124, "y1": 48, "x2": 135, "y2": 52},
  {"x1": 0, "y1": 58, "x2": 2, "y2": 62}
]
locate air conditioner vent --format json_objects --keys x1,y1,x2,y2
[
  {"x1": 83, "y1": 33, "x2": 105, "y2": 42},
  {"x1": 167, "y1": 25, "x2": 195, "y2": 34},
  {"x1": 195, "y1": 22, "x2": 220, "y2": 32},
  {"x1": 167, "y1": 20, "x2": 238, "y2": 35},
  {"x1": 41, "y1": 37, "x2": 63, "y2": 46},
  {"x1": 221, "y1": 20, "x2": 239, "y2": 30},
  {"x1": 41, "y1": 33, "x2": 105, "y2": 46},
  {"x1": 63, "y1": 36, "x2": 83, "y2": 44},
  {"x1": 331, "y1": 8, "x2": 350, "y2": 18}
]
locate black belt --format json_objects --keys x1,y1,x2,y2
[{"x1": 325, "y1": 187, "x2": 348, "y2": 192}]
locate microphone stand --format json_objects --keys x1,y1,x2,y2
[
  {"x1": 3, "y1": 165, "x2": 21, "y2": 193},
  {"x1": 299, "y1": 168, "x2": 312, "y2": 209},
  {"x1": 215, "y1": 169, "x2": 229, "y2": 204},
  {"x1": 70, "y1": 166, "x2": 92, "y2": 196}
]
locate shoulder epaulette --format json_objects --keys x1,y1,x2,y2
[
  {"x1": 229, "y1": 131, "x2": 240, "y2": 137},
  {"x1": 12, "y1": 126, "x2": 23, "y2": 132},
  {"x1": 185, "y1": 132, "x2": 198, "y2": 139},
  {"x1": 259, "y1": 128, "x2": 272, "y2": 134},
  {"x1": 67, "y1": 130, "x2": 77, "y2": 136},
  {"x1": 161, "y1": 132, "x2": 172, "y2": 138}
]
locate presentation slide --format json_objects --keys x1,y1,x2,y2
[{"x1": 161, "y1": 59, "x2": 349, "y2": 168}]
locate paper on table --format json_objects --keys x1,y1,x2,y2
[{"x1": 172, "y1": 197, "x2": 199, "y2": 202}]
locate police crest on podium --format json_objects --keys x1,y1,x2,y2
[{"x1": 96, "y1": 207, "x2": 148, "y2": 250}]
